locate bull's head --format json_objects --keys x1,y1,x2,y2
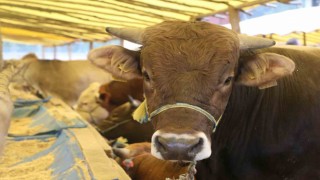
[{"x1": 89, "y1": 21, "x2": 295, "y2": 162}]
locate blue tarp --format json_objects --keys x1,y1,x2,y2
[
  {"x1": 9, "y1": 98, "x2": 87, "y2": 136},
  {"x1": 7, "y1": 130, "x2": 94, "y2": 179},
  {"x1": 2, "y1": 98, "x2": 95, "y2": 179}
]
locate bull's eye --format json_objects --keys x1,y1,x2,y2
[
  {"x1": 142, "y1": 71, "x2": 150, "y2": 81},
  {"x1": 224, "y1": 76, "x2": 233, "y2": 85}
]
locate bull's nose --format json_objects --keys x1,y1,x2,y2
[{"x1": 154, "y1": 135, "x2": 204, "y2": 161}]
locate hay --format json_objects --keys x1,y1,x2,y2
[
  {"x1": 8, "y1": 118, "x2": 44, "y2": 136},
  {"x1": 44, "y1": 97, "x2": 84, "y2": 126},
  {"x1": 0, "y1": 138, "x2": 56, "y2": 179}
]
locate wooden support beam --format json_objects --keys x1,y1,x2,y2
[
  {"x1": 269, "y1": 33, "x2": 273, "y2": 39},
  {"x1": 0, "y1": 11, "x2": 107, "y2": 34},
  {"x1": 53, "y1": 46, "x2": 57, "y2": 59},
  {"x1": 194, "y1": 0, "x2": 276, "y2": 20},
  {"x1": 68, "y1": 43, "x2": 72, "y2": 60},
  {"x1": 55, "y1": 0, "x2": 176, "y2": 21},
  {"x1": 0, "y1": 17, "x2": 110, "y2": 40},
  {"x1": 42, "y1": 46, "x2": 45, "y2": 59},
  {"x1": 0, "y1": 2, "x2": 156, "y2": 25},
  {"x1": 120, "y1": 39, "x2": 124, "y2": 47},
  {"x1": 0, "y1": 24, "x2": 3, "y2": 70},
  {"x1": 303, "y1": 32, "x2": 307, "y2": 46},
  {"x1": 228, "y1": 6, "x2": 241, "y2": 33},
  {"x1": 114, "y1": 0, "x2": 195, "y2": 16},
  {"x1": 89, "y1": 42, "x2": 94, "y2": 50},
  {"x1": 0, "y1": 22, "x2": 95, "y2": 41},
  {"x1": 158, "y1": 0, "x2": 216, "y2": 12}
]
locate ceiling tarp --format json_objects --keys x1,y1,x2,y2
[
  {"x1": 223, "y1": 6, "x2": 320, "y2": 46},
  {"x1": 0, "y1": 0, "x2": 281, "y2": 46}
]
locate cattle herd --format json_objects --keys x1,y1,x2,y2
[{"x1": 1, "y1": 20, "x2": 320, "y2": 179}]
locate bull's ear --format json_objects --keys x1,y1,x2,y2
[
  {"x1": 88, "y1": 45, "x2": 141, "y2": 80},
  {"x1": 236, "y1": 52, "x2": 295, "y2": 89}
]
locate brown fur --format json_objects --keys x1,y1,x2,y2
[
  {"x1": 97, "y1": 79, "x2": 153, "y2": 143},
  {"x1": 113, "y1": 142, "x2": 151, "y2": 161},
  {"x1": 141, "y1": 21, "x2": 240, "y2": 138},
  {"x1": 128, "y1": 154, "x2": 190, "y2": 180},
  {"x1": 89, "y1": 21, "x2": 320, "y2": 179},
  {"x1": 99, "y1": 78, "x2": 144, "y2": 112}
]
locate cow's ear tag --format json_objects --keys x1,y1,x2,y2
[{"x1": 132, "y1": 100, "x2": 149, "y2": 123}]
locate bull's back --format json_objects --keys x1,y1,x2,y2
[
  {"x1": 196, "y1": 46, "x2": 320, "y2": 179},
  {"x1": 265, "y1": 46, "x2": 320, "y2": 63}
]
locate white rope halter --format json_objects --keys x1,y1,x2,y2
[{"x1": 148, "y1": 102, "x2": 222, "y2": 132}]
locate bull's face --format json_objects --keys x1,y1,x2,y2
[
  {"x1": 140, "y1": 23, "x2": 239, "y2": 161},
  {"x1": 89, "y1": 21, "x2": 295, "y2": 162}
]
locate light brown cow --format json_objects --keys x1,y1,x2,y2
[
  {"x1": 12, "y1": 55, "x2": 113, "y2": 106},
  {"x1": 74, "y1": 82, "x2": 109, "y2": 126}
]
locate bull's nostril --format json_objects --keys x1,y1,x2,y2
[
  {"x1": 155, "y1": 136, "x2": 168, "y2": 153},
  {"x1": 188, "y1": 138, "x2": 204, "y2": 156},
  {"x1": 99, "y1": 94, "x2": 106, "y2": 101}
]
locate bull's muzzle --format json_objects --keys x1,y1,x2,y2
[{"x1": 151, "y1": 131, "x2": 211, "y2": 161}]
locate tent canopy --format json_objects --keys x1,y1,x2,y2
[
  {"x1": 0, "y1": 0, "x2": 281, "y2": 46},
  {"x1": 223, "y1": 6, "x2": 320, "y2": 45}
]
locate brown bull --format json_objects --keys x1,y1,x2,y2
[
  {"x1": 99, "y1": 78, "x2": 144, "y2": 112},
  {"x1": 97, "y1": 79, "x2": 153, "y2": 143},
  {"x1": 89, "y1": 21, "x2": 320, "y2": 179}
]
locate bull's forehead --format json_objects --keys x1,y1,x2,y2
[
  {"x1": 141, "y1": 21, "x2": 240, "y2": 68},
  {"x1": 142, "y1": 21, "x2": 239, "y2": 42},
  {"x1": 141, "y1": 41, "x2": 236, "y2": 83},
  {"x1": 140, "y1": 21, "x2": 239, "y2": 97}
]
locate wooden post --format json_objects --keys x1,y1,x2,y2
[
  {"x1": 53, "y1": 46, "x2": 57, "y2": 59},
  {"x1": 120, "y1": 39, "x2": 124, "y2": 46},
  {"x1": 302, "y1": 32, "x2": 307, "y2": 46},
  {"x1": 89, "y1": 41, "x2": 93, "y2": 50},
  {"x1": 269, "y1": 33, "x2": 273, "y2": 40},
  {"x1": 0, "y1": 24, "x2": 3, "y2": 70},
  {"x1": 68, "y1": 43, "x2": 72, "y2": 60},
  {"x1": 42, "y1": 46, "x2": 45, "y2": 59},
  {"x1": 228, "y1": 6, "x2": 241, "y2": 33}
]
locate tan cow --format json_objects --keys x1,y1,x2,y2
[
  {"x1": 12, "y1": 54, "x2": 113, "y2": 106},
  {"x1": 74, "y1": 82, "x2": 109, "y2": 126}
]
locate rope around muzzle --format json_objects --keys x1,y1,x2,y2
[
  {"x1": 149, "y1": 103, "x2": 222, "y2": 132},
  {"x1": 133, "y1": 100, "x2": 223, "y2": 132}
]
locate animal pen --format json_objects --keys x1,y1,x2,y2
[{"x1": 0, "y1": 0, "x2": 319, "y2": 179}]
